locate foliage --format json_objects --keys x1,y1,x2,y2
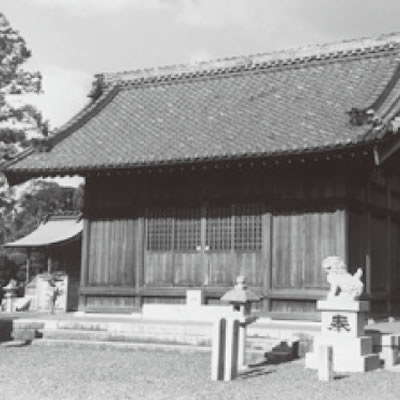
[
  {"x1": 0, "y1": 12, "x2": 49, "y2": 287},
  {"x1": 0, "y1": 13, "x2": 84, "y2": 290}
]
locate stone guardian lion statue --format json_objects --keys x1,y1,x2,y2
[{"x1": 322, "y1": 256, "x2": 364, "y2": 301}]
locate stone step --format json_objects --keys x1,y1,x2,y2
[
  {"x1": 41, "y1": 328, "x2": 211, "y2": 346},
  {"x1": 40, "y1": 319, "x2": 211, "y2": 335},
  {"x1": 12, "y1": 317, "x2": 305, "y2": 358},
  {"x1": 32, "y1": 338, "x2": 211, "y2": 353}
]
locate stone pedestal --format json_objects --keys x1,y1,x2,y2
[{"x1": 305, "y1": 300, "x2": 380, "y2": 373}]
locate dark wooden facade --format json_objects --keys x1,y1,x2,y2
[{"x1": 78, "y1": 157, "x2": 400, "y2": 317}]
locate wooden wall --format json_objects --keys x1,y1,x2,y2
[
  {"x1": 80, "y1": 218, "x2": 141, "y2": 312},
  {"x1": 348, "y1": 168, "x2": 400, "y2": 314},
  {"x1": 78, "y1": 162, "x2": 400, "y2": 317}
]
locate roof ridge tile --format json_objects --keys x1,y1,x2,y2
[{"x1": 100, "y1": 33, "x2": 400, "y2": 88}]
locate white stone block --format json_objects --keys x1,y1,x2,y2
[
  {"x1": 380, "y1": 334, "x2": 400, "y2": 368},
  {"x1": 186, "y1": 290, "x2": 204, "y2": 306},
  {"x1": 317, "y1": 300, "x2": 370, "y2": 312},
  {"x1": 313, "y1": 335, "x2": 373, "y2": 357},
  {"x1": 317, "y1": 345, "x2": 333, "y2": 381}
]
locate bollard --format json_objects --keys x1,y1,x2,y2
[
  {"x1": 381, "y1": 334, "x2": 400, "y2": 368},
  {"x1": 211, "y1": 318, "x2": 226, "y2": 381},
  {"x1": 317, "y1": 345, "x2": 333, "y2": 381},
  {"x1": 224, "y1": 318, "x2": 240, "y2": 381},
  {"x1": 211, "y1": 317, "x2": 240, "y2": 382}
]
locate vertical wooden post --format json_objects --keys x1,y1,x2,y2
[
  {"x1": 79, "y1": 218, "x2": 90, "y2": 310},
  {"x1": 135, "y1": 216, "x2": 144, "y2": 310},
  {"x1": 200, "y1": 205, "x2": 208, "y2": 286},
  {"x1": 343, "y1": 209, "x2": 350, "y2": 266},
  {"x1": 47, "y1": 248, "x2": 52, "y2": 274},
  {"x1": 262, "y1": 212, "x2": 272, "y2": 313},
  {"x1": 366, "y1": 181, "x2": 372, "y2": 296},
  {"x1": 386, "y1": 179, "x2": 392, "y2": 314},
  {"x1": 25, "y1": 248, "x2": 31, "y2": 284}
]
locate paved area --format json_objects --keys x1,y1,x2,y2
[{"x1": 0, "y1": 345, "x2": 398, "y2": 400}]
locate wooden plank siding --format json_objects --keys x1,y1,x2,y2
[
  {"x1": 271, "y1": 211, "x2": 345, "y2": 291},
  {"x1": 87, "y1": 219, "x2": 137, "y2": 286},
  {"x1": 346, "y1": 168, "x2": 400, "y2": 314},
  {"x1": 79, "y1": 165, "x2": 400, "y2": 316}
]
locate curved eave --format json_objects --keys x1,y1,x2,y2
[
  {"x1": 3, "y1": 137, "x2": 382, "y2": 185},
  {"x1": 4, "y1": 219, "x2": 83, "y2": 249},
  {"x1": 0, "y1": 84, "x2": 121, "y2": 173}
]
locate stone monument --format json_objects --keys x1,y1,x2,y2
[{"x1": 305, "y1": 256, "x2": 380, "y2": 373}]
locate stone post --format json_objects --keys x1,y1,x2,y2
[
  {"x1": 224, "y1": 318, "x2": 240, "y2": 381},
  {"x1": 317, "y1": 345, "x2": 333, "y2": 381},
  {"x1": 211, "y1": 318, "x2": 226, "y2": 381}
]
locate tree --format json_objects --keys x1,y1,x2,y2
[
  {"x1": 0, "y1": 13, "x2": 51, "y2": 288},
  {"x1": 0, "y1": 12, "x2": 46, "y2": 241}
]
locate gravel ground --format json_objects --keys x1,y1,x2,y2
[{"x1": 0, "y1": 345, "x2": 399, "y2": 400}]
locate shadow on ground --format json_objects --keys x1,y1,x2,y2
[{"x1": 239, "y1": 367, "x2": 276, "y2": 379}]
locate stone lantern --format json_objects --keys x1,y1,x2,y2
[
  {"x1": 221, "y1": 276, "x2": 261, "y2": 369},
  {"x1": 3, "y1": 279, "x2": 17, "y2": 313}
]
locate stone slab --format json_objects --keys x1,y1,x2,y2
[
  {"x1": 142, "y1": 304, "x2": 240, "y2": 321},
  {"x1": 186, "y1": 290, "x2": 204, "y2": 307},
  {"x1": 317, "y1": 300, "x2": 370, "y2": 312}
]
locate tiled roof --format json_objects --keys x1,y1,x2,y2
[{"x1": 4, "y1": 33, "x2": 400, "y2": 177}]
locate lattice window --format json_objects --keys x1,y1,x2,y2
[
  {"x1": 234, "y1": 204, "x2": 262, "y2": 250},
  {"x1": 174, "y1": 208, "x2": 201, "y2": 251},
  {"x1": 146, "y1": 208, "x2": 173, "y2": 251},
  {"x1": 206, "y1": 206, "x2": 232, "y2": 250}
]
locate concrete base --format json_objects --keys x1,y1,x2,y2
[
  {"x1": 305, "y1": 300, "x2": 380, "y2": 373},
  {"x1": 305, "y1": 348, "x2": 380, "y2": 373}
]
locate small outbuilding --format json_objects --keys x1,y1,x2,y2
[
  {"x1": 2, "y1": 34, "x2": 400, "y2": 318},
  {"x1": 4, "y1": 214, "x2": 82, "y2": 312}
]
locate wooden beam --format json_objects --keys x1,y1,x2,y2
[
  {"x1": 374, "y1": 136, "x2": 400, "y2": 166},
  {"x1": 79, "y1": 286, "x2": 139, "y2": 296}
]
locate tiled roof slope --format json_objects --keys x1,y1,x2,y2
[{"x1": 5, "y1": 33, "x2": 400, "y2": 176}]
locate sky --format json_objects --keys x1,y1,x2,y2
[{"x1": 2, "y1": 0, "x2": 400, "y2": 130}]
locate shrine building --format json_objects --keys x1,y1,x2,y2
[{"x1": 3, "y1": 33, "x2": 400, "y2": 319}]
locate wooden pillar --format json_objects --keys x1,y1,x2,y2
[
  {"x1": 47, "y1": 248, "x2": 53, "y2": 274},
  {"x1": 386, "y1": 179, "x2": 392, "y2": 314},
  {"x1": 262, "y1": 212, "x2": 272, "y2": 313},
  {"x1": 135, "y1": 216, "x2": 144, "y2": 309},
  {"x1": 79, "y1": 218, "x2": 90, "y2": 310},
  {"x1": 366, "y1": 182, "x2": 372, "y2": 297},
  {"x1": 200, "y1": 205, "x2": 208, "y2": 286},
  {"x1": 25, "y1": 248, "x2": 31, "y2": 284}
]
